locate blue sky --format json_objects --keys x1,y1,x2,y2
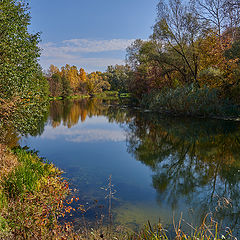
[{"x1": 29, "y1": 0, "x2": 158, "y2": 72}]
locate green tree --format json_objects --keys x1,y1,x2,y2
[
  {"x1": 0, "y1": 0, "x2": 44, "y2": 99},
  {"x1": 61, "y1": 75, "x2": 72, "y2": 97},
  {"x1": 48, "y1": 74, "x2": 63, "y2": 97},
  {"x1": 104, "y1": 65, "x2": 131, "y2": 93}
]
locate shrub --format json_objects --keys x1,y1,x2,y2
[{"x1": 141, "y1": 85, "x2": 240, "y2": 117}]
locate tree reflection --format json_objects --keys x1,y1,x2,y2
[
  {"x1": 49, "y1": 99, "x2": 111, "y2": 128},
  {"x1": 125, "y1": 113, "x2": 240, "y2": 231},
  {"x1": 48, "y1": 98, "x2": 132, "y2": 128},
  {"x1": 50, "y1": 99, "x2": 240, "y2": 232},
  {"x1": 0, "y1": 100, "x2": 49, "y2": 146}
]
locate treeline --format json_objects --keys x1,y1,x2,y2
[
  {"x1": 105, "y1": 0, "x2": 240, "y2": 117},
  {"x1": 46, "y1": 64, "x2": 134, "y2": 98},
  {"x1": 1, "y1": 0, "x2": 240, "y2": 119},
  {"x1": 47, "y1": 65, "x2": 110, "y2": 97}
]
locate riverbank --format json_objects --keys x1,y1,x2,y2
[
  {"x1": 139, "y1": 86, "x2": 240, "y2": 120},
  {"x1": 0, "y1": 146, "x2": 70, "y2": 239},
  {"x1": 49, "y1": 91, "x2": 131, "y2": 101}
]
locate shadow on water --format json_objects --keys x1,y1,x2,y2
[{"x1": 2, "y1": 98, "x2": 240, "y2": 236}]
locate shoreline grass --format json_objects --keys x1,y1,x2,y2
[
  {"x1": 48, "y1": 91, "x2": 132, "y2": 102},
  {"x1": 0, "y1": 146, "x2": 70, "y2": 239}
]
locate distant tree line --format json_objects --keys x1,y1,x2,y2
[{"x1": 47, "y1": 64, "x2": 110, "y2": 97}]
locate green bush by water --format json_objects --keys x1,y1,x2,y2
[{"x1": 141, "y1": 85, "x2": 240, "y2": 118}]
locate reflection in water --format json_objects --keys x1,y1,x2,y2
[
  {"x1": 8, "y1": 99, "x2": 240, "y2": 235},
  {"x1": 0, "y1": 100, "x2": 49, "y2": 146},
  {"x1": 49, "y1": 99, "x2": 113, "y2": 128},
  {"x1": 125, "y1": 113, "x2": 240, "y2": 231},
  {"x1": 49, "y1": 98, "x2": 132, "y2": 128}
]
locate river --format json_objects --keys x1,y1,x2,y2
[{"x1": 20, "y1": 98, "x2": 240, "y2": 237}]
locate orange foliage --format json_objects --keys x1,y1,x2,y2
[{"x1": 198, "y1": 32, "x2": 239, "y2": 89}]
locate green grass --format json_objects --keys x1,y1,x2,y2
[
  {"x1": 0, "y1": 147, "x2": 69, "y2": 239},
  {"x1": 48, "y1": 91, "x2": 132, "y2": 102},
  {"x1": 66, "y1": 94, "x2": 90, "y2": 99},
  {"x1": 49, "y1": 95, "x2": 90, "y2": 101},
  {"x1": 49, "y1": 96, "x2": 63, "y2": 101},
  {"x1": 120, "y1": 92, "x2": 132, "y2": 98},
  {"x1": 1, "y1": 149, "x2": 52, "y2": 198}
]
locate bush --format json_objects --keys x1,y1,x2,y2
[{"x1": 141, "y1": 85, "x2": 240, "y2": 117}]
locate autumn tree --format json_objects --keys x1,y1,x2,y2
[
  {"x1": 104, "y1": 65, "x2": 132, "y2": 93},
  {"x1": 197, "y1": 31, "x2": 239, "y2": 89},
  {"x1": 47, "y1": 65, "x2": 112, "y2": 97},
  {"x1": 47, "y1": 65, "x2": 72, "y2": 97},
  {"x1": 48, "y1": 64, "x2": 60, "y2": 76},
  {"x1": 68, "y1": 66, "x2": 81, "y2": 92},
  {"x1": 126, "y1": 38, "x2": 192, "y2": 97},
  {"x1": 48, "y1": 74, "x2": 63, "y2": 97},
  {"x1": 152, "y1": 0, "x2": 208, "y2": 86},
  {"x1": 85, "y1": 71, "x2": 110, "y2": 95},
  {"x1": 79, "y1": 68, "x2": 87, "y2": 82}
]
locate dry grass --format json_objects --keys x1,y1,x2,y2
[{"x1": 0, "y1": 145, "x2": 18, "y2": 182}]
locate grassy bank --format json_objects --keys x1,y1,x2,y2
[
  {"x1": 0, "y1": 146, "x2": 70, "y2": 239},
  {"x1": 49, "y1": 94, "x2": 89, "y2": 101},
  {"x1": 49, "y1": 91, "x2": 132, "y2": 101}
]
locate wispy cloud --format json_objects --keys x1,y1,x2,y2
[
  {"x1": 41, "y1": 39, "x2": 135, "y2": 56},
  {"x1": 39, "y1": 38, "x2": 135, "y2": 72},
  {"x1": 40, "y1": 125, "x2": 126, "y2": 143}
]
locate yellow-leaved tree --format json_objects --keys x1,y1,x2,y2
[
  {"x1": 198, "y1": 31, "x2": 239, "y2": 90},
  {"x1": 86, "y1": 71, "x2": 110, "y2": 95}
]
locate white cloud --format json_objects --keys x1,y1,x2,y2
[
  {"x1": 39, "y1": 38, "x2": 135, "y2": 72},
  {"x1": 66, "y1": 129, "x2": 126, "y2": 143},
  {"x1": 41, "y1": 39, "x2": 135, "y2": 56},
  {"x1": 40, "y1": 125, "x2": 126, "y2": 143},
  {"x1": 40, "y1": 56, "x2": 125, "y2": 73}
]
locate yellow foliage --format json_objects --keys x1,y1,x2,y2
[
  {"x1": 79, "y1": 68, "x2": 87, "y2": 82},
  {"x1": 48, "y1": 65, "x2": 60, "y2": 75},
  {"x1": 198, "y1": 32, "x2": 239, "y2": 89}
]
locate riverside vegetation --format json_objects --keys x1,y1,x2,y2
[
  {"x1": 0, "y1": 0, "x2": 239, "y2": 239},
  {"x1": 2, "y1": 98, "x2": 238, "y2": 239}
]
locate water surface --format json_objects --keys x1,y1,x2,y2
[{"x1": 20, "y1": 99, "x2": 240, "y2": 236}]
